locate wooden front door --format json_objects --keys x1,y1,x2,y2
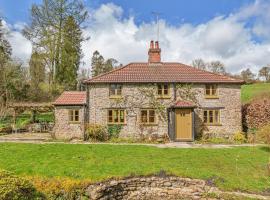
[{"x1": 175, "y1": 109, "x2": 193, "y2": 141}]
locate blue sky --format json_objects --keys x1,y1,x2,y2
[
  {"x1": 1, "y1": 0, "x2": 270, "y2": 73},
  {"x1": 0, "y1": 0, "x2": 254, "y2": 25}
]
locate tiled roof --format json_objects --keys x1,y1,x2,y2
[
  {"x1": 85, "y1": 62, "x2": 243, "y2": 84},
  {"x1": 53, "y1": 91, "x2": 86, "y2": 106},
  {"x1": 173, "y1": 100, "x2": 197, "y2": 108}
]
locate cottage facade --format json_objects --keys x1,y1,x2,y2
[{"x1": 54, "y1": 41, "x2": 243, "y2": 141}]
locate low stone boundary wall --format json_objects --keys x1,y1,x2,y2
[{"x1": 86, "y1": 176, "x2": 212, "y2": 200}]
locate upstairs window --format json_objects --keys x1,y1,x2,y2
[
  {"x1": 108, "y1": 109, "x2": 126, "y2": 124},
  {"x1": 157, "y1": 84, "x2": 170, "y2": 98},
  {"x1": 109, "y1": 84, "x2": 122, "y2": 98},
  {"x1": 140, "y1": 109, "x2": 156, "y2": 124},
  {"x1": 205, "y1": 84, "x2": 218, "y2": 98},
  {"x1": 69, "y1": 110, "x2": 79, "y2": 123},
  {"x1": 203, "y1": 109, "x2": 220, "y2": 125}
]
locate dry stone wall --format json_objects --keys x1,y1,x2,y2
[{"x1": 86, "y1": 176, "x2": 214, "y2": 200}]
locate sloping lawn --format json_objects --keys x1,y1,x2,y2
[
  {"x1": 241, "y1": 83, "x2": 270, "y2": 103},
  {"x1": 0, "y1": 143, "x2": 269, "y2": 193}
]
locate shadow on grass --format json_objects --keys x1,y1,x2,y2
[{"x1": 259, "y1": 146, "x2": 270, "y2": 153}]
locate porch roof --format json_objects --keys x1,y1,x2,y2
[{"x1": 172, "y1": 100, "x2": 197, "y2": 108}]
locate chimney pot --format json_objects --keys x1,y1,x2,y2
[
  {"x1": 148, "y1": 41, "x2": 161, "y2": 63},
  {"x1": 155, "y1": 41, "x2": 159, "y2": 49},
  {"x1": 150, "y1": 40, "x2": 154, "y2": 49}
]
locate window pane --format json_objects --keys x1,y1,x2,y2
[
  {"x1": 108, "y1": 110, "x2": 113, "y2": 122},
  {"x1": 206, "y1": 85, "x2": 211, "y2": 95},
  {"x1": 157, "y1": 85, "x2": 162, "y2": 95},
  {"x1": 203, "y1": 111, "x2": 208, "y2": 123},
  {"x1": 209, "y1": 110, "x2": 213, "y2": 123},
  {"x1": 163, "y1": 84, "x2": 169, "y2": 95},
  {"x1": 113, "y1": 110, "x2": 119, "y2": 123},
  {"x1": 149, "y1": 110, "x2": 155, "y2": 123},
  {"x1": 212, "y1": 86, "x2": 217, "y2": 96},
  {"x1": 69, "y1": 110, "x2": 73, "y2": 121},
  {"x1": 215, "y1": 110, "x2": 219, "y2": 123},
  {"x1": 120, "y1": 110, "x2": 125, "y2": 123},
  {"x1": 109, "y1": 84, "x2": 116, "y2": 96},
  {"x1": 141, "y1": 110, "x2": 148, "y2": 123},
  {"x1": 74, "y1": 110, "x2": 79, "y2": 121},
  {"x1": 75, "y1": 115, "x2": 79, "y2": 121}
]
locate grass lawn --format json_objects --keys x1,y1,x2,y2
[
  {"x1": 241, "y1": 83, "x2": 270, "y2": 104},
  {"x1": 0, "y1": 143, "x2": 269, "y2": 193}
]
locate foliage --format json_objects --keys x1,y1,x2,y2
[
  {"x1": 29, "y1": 51, "x2": 46, "y2": 101},
  {"x1": 256, "y1": 123, "x2": 270, "y2": 145},
  {"x1": 242, "y1": 96, "x2": 270, "y2": 130},
  {"x1": 56, "y1": 16, "x2": 83, "y2": 90},
  {"x1": 241, "y1": 83, "x2": 270, "y2": 103},
  {"x1": 233, "y1": 131, "x2": 246, "y2": 144},
  {"x1": 85, "y1": 124, "x2": 108, "y2": 141},
  {"x1": 0, "y1": 170, "x2": 43, "y2": 200},
  {"x1": 107, "y1": 124, "x2": 122, "y2": 139},
  {"x1": 91, "y1": 51, "x2": 121, "y2": 77},
  {"x1": 0, "y1": 143, "x2": 270, "y2": 193},
  {"x1": 23, "y1": 0, "x2": 88, "y2": 90},
  {"x1": 30, "y1": 177, "x2": 89, "y2": 200}
]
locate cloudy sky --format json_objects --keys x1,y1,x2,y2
[{"x1": 1, "y1": 0, "x2": 270, "y2": 73}]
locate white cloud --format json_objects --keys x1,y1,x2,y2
[
  {"x1": 5, "y1": 0, "x2": 270, "y2": 74},
  {"x1": 2, "y1": 21, "x2": 32, "y2": 64}
]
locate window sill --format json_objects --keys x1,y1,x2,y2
[
  {"x1": 109, "y1": 96, "x2": 123, "y2": 99},
  {"x1": 204, "y1": 123, "x2": 222, "y2": 126},
  {"x1": 205, "y1": 96, "x2": 219, "y2": 99},
  {"x1": 69, "y1": 121, "x2": 81, "y2": 124},
  {"x1": 157, "y1": 96, "x2": 171, "y2": 99},
  {"x1": 139, "y1": 123, "x2": 158, "y2": 126},
  {"x1": 107, "y1": 123, "x2": 126, "y2": 125}
]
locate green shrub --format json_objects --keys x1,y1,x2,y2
[
  {"x1": 85, "y1": 124, "x2": 108, "y2": 141},
  {"x1": 107, "y1": 124, "x2": 122, "y2": 139},
  {"x1": 0, "y1": 170, "x2": 43, "y2": 200},
  {"x1": 233, "y1": 131, "x2": 246, "y2": 143},
  {"x1": 257, "y1": 123, "x2": 270, "y2": 145},
  {"x1": 30, "y1": 177, "x2": 88, "y2": 200}
]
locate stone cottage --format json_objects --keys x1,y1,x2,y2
[{"x1": 54, "y1": 41, "x2": 243, "y2": 141}]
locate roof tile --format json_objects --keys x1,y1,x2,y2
[
  {"x1": 53, "y1": 91, "x2": 86, "y2": 105},
  {"x1": 85, "y1": 62, "x2": 243, "y2": 84}
]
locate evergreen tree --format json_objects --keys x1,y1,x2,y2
[
  {"x1": 91, "y1": 51, "x2": 105, "y2": 77},
  {"x1": 29, "y1": 51, "x2": 46, "y2": 100},
  {"x1": 57, "y1": 16, "x2": 83, "y2": 89},
  {"x1": 23, "y1": 0, "x2": 87, "y2": 87}
]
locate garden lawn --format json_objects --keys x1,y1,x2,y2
[
  {"x1": 241, "y1": 83, "x2": 270, "y2": 104},
  {"x1": 0, "y1": 143, "x2": 269, "y2": 193}
]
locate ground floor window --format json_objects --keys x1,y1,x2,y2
[
  {"x1": 140, "y1": 109, "x2": 156, "y2": 124},
  {"x1": 203, "y1": 109, "x2": 220, "y2": 125},
  {"x1": 69, "y1": 110, "x2": 79, "y2": 123},
  {"x1": 108, "y1": 109, "x2": 126, "y2": 124}
]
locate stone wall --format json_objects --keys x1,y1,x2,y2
[
  {"x1": 88, "y1": 83, "x2": 242, "y2": 139},
  {"x1": 53, "y1": 106, "x2": 85, "y2": 140},
  {"x1": 86, "y1": 176, "x2": 212, "y2": 200}
]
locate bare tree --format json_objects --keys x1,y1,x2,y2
[
  {"x1": 192, "y1": 58, "x2": 206, "y2": 70},
  {"x1": 259, "y1": 65, "x2": 270, "y2": 82},
  {"x1": 240, "y1": 68, "x2": 255, "y2": 83},
  {"x1": 207, "y1": 61, "x2": 226, "y2": 75}
]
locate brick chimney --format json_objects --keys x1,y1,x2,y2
[{"x1": 148, "y1": 40, "x2": 161, "y2": 63}]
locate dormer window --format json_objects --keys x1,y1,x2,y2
[
  {"x1": 205, "y1": 84, "x2": 218, "y2": 98},
  {"x1": 109, "y1": 84, "x2": 122, "y2": 98},
  {"x1": 157, "y1": 84, "x2": 170, "y2": 98}
]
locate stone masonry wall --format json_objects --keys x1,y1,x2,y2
[
  {"x1": 53, "y1": 106, "x2": 85, "y2": 140},
  {"x1": 88, "y1": 83, "x2": 242, "y2": 139},
  {"x1": 86, "y1": 176, "x2": 212, "y2": 200}
]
